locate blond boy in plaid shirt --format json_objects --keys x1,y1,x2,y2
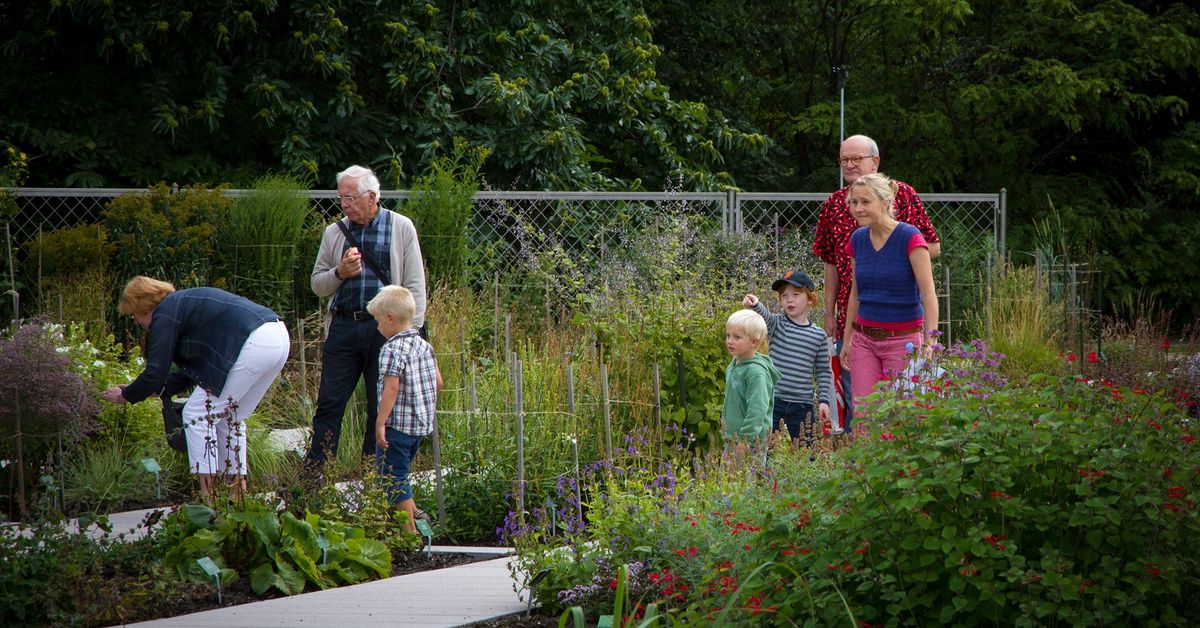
[{"x1": 367, "y1": 285, "x2": 438, "y2": 533}]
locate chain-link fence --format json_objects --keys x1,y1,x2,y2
[{"x1": 5, "y1": 186, "x2": 1003, "y2": 340}]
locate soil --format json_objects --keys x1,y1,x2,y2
[
  {"x1": 462, "y1": 610, "x2": 560, "y2": 627},
  {"x1": 106, "y1": 551, "x2": 493, "y2": 626}
]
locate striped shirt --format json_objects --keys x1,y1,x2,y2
[
  {"x1": 752, "y1": 302, "x2": 833, "y2": 405},
  {"x1": 335, "y1": 208, "x2": 393, "y2": 311},
  {"x1": 377, "y1": 329, "x2": 438, "y2": 436}
]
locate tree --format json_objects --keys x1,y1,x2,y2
[{"x1": 0, "y1": 0, "x2": 769, "y2": 190}]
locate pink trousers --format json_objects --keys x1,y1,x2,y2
[{"x1": 849, "y1": 330, "x2": 923, "y2": 402}]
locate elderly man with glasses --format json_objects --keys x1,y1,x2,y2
[
  {"x1": 811, "y1": 134, "x2": 941, "y2": 432},
  {"x1": 307, "y1": 165, "x2": 429, "y2": 469}
]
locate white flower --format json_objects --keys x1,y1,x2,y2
[
  {"x1": 55, "y1": 346, "x2": 69, "y2": 354},
  {"x1": 92, "y1": 360, "x2": 105, "y2": 368}
]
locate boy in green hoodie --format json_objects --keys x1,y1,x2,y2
[{"x1": 723, "y1": 309, "x2": 783, "y2": 453}]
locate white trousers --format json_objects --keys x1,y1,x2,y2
[{"x1": 183, "y1": 321, "x2": 289, "y2": 475}]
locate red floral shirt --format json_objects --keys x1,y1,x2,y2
[{"x1": 811, "y1": 181, "x2": 939, "y2": 340}]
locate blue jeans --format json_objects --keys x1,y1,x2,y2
[
  {"x1": 307, "y1": 315, "x2": 387, "y2": 466},
  {"x1": 836, "y1": 338, "x2": 854, "y2": 430},
  {"x1": 773, "y1": 399, "x2": 814, "y2": 444},
  {"x1": 376, "y1": 429, "x2": 422, "y2": 503}
]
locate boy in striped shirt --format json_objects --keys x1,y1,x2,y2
[{"x1": 742, "y1": 269, "x2": 833, "y2": 457}]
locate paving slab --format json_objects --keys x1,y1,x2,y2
[{"x1": 129, "y1": 556, "x2": 530, "y2": 628}]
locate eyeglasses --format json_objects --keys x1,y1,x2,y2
[
  {"x1": 338, "y1": 192, "x2": 369, "y2": 204},
  {"x1": 838, "y1": 154, "x2": 876, "y2": 167}
]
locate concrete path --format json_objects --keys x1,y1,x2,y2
[{"x1": 129, "y1": 555, "x2": 529, "y2": 627}]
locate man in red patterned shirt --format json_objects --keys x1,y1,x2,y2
[{"x1": 811, "y1": 134, "x2": 941, "y2": 429}]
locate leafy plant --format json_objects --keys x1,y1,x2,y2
[
  {"x1": 161, "y1": 499, "x2": 392, "y2": 596},
  {"x1": 736, "y1": 371, "x2": 1199, "y2": 625}
]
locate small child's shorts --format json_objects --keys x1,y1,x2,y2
[{"x1": 375, "y1": 428, "x2": 422, "y2": 504}]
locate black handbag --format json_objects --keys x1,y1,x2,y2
[{"x1": 160, "y1": 395, "x2": 188, "y2": 453}]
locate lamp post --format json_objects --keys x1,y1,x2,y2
[{"x1": 832, "y1": 65, "x2": 849, "y2": 187}]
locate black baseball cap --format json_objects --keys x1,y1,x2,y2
[{"x1": 771, "y1": 269, "x2": 816, "y2": 292}]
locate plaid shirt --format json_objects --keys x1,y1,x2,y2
[
  {"x1": 377, "y1": 329, "x2": 437, "y2": 436},
  {"x1": 811, "y1": 181, "x2": 939, "y2": 340},
  {"x1": 335, "y1": 207, "x2": 393, "y2": 311}
]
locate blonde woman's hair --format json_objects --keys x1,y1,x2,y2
[
  {"x1": 367, "y1": 285, "x2": 416, "y2": 325},
  {"x1": 849, "y1": 172, "x2": 900, "y2": 216},
  {"x1": 119, "y1": 276, "x2": 175, "y2": 316},
  {"x1": 727, "y1": 309, "x2": 768, "y2": 343}
]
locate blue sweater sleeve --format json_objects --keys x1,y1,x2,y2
[{"x1": 122, "y1": 303, "x2": 185, "y2": 403}]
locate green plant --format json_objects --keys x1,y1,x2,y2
[
  {"x1": 977, "y1": 263, "x2": 1066, "y2": 380},
  {"x1": 0, "y1": 515, "x2": 105, "y2": 624},
  {"x1": 103, "y1": 183, "x2": 227, "y2": 288},
  {"x1": 402, "y1": 137, "x2": 489, "y2": 289},
  {"x1": 736, "y1": 371, "x2": 1199, "y2": 625},
  {"x1": 161, "y1": 499, "x2": 392, "y2": 596},
  {"x1": 62, "y1": 439, "x2": 158, "y2": 514},
  {"x1": 215, "y1": 174, "x2": 309, "y2": 315}
]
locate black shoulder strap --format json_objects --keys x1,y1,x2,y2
[{"x1": 336, "y1": 218, "x2": 390, "y2": 283}]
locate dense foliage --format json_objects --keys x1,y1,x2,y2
[
  {"x1": 0, "y1": 0, "x2": 766, "y2": 190},
  {"x1": 508, "y1": 342, "x2": 1200, "y2": 625},
  {"x1": 6, "y1": 0, "x2": 1194, "y2": 320}
]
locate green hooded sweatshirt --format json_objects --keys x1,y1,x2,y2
[{"x1": 723, "y1": 352, "x2": 783, "y2": 442}]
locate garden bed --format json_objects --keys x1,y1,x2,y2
[{"x1": 102, "y1": 550, "x2": 495, "y2": 625}]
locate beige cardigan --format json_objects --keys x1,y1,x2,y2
[{"x1": 310, "y1": 208, "x2": 427, "y2": 334}]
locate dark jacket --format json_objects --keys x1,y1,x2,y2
[{"x1": 122, "y1": 288, "x2": 279, "y2": 403}]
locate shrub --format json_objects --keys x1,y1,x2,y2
[
  {"x1": 736, "y1": 372, "x2": 1199, "y2": 625},
  {"x1": 0, "y1": 320, "x2": 100, "y2": 517},
  {"x1": 103, "y1": 183, "x2": 227, "y2": 288},
  {"x1": 103, "y1": 184, "x2": 227, "y2": 336}
]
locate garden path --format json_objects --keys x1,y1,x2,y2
[{"x1": 127, "y1": 554, "x2": 529, "y2": 627}]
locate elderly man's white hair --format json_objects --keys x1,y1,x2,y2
[
  {"x1": 335, "y1": 165, "x2": 381, "y2": 196},
  {"x1": 844, "y1": 134, "x2": 880, "y2": 157}
]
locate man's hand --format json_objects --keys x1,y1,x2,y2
[
  {"x1": 822, "y1": 312, "x2": 837, "y2": 338},
  {"x1": 838, "y1": 343, "x2": 851, "y2": 371},
  {"x1": 338, "y1": 246, "x2": 363, "y2": 280}
]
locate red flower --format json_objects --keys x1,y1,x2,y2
[
  {"x1": 1067, "y1": 353, "x2": 1077, "y2": 362},
  {"x1": 1086, "y1": 351, "x2": 1099, "y2": 364},
  {"x1": 1182, "y1": 435, "x2": 1195, "y2": 444},
  {"x1": 800, "y1": 547, "x2": 812, "y2": 555},
  {"x1": 1161, "y1": 338, "x2": 1171, "y2": 350},
  {"x1": 880, "y1": 432, "x2": 897, "y2": 441},
  {"x1": 1148, "y1": 419, "x2": 1161, "y2": 430},
  {"x1": 1167, "y1": 486, "x2": 1187, "y2": 499}
]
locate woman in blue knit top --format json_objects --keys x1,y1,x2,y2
[{"x1": 837, "y1": 173, "x2": 939, "y2": 410}]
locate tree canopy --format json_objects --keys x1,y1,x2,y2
[{"x1": 1, "y1": 0, "x2": 1198, "y2": 321}]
